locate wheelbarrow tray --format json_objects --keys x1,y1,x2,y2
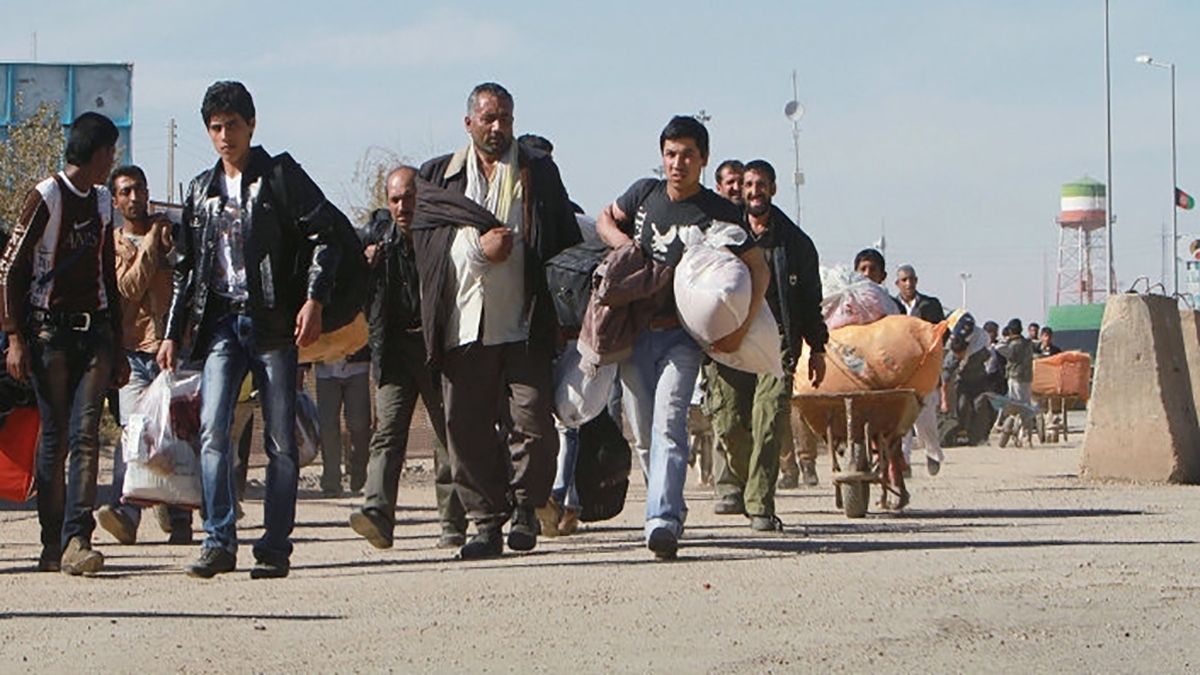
[
  {"x1": 983, "y1": 392, "x2": 1040, "y2": 421},
  {"x1": 792, "y1": 389, "x2": 924, "y2": 445}
]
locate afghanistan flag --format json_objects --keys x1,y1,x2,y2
[{"x1": 1177, "y1": 187, "x2": 1195, "y2": 210}]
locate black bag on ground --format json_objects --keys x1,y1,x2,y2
[
  {"x1": 575, "y1": 408, "x2": 631, "y2": 523},
  {"x1": 545, "y1": 239, "x2": 610, "y2": 335}
]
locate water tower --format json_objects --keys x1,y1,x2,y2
[{"x1": 1056, "y1": 176, "x2": 1110, "y2": 304}]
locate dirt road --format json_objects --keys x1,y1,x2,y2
[{"x1": 1, "y1": 440, "x2": 1198, "y2": 673}]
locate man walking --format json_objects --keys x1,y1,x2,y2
[
  {"x1": 350, "y1": 166, "x2": 467, "y2": 550},
  {"x1": 894, "y1": 263, "x2": 945, "y2": 475},
  {"x1": 413, "y1": 83, "x2": 580, "y2": 559},
  {"x1": 595, "y1": 116, "x2": 768, "y2": 559},
  {"x1": 0, "y1": 112, "x2": 128, "y2": 574},
  {"x1": 705, "y1": 160, "x2": 827, "y2": 532},
  {"x1": 158, "y1": 81, "x2": 348, "y2": 579},
  {"x1": 95, "y1": 165, "x2": 193, "y2": 545}
]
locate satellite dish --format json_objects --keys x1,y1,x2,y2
[{"x1": 784, "y1": 100, "x2": 805, "y2": 122}]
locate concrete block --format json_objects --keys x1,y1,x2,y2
[
  {"x1": 1080, "y1": 294, "x2": 1200, "y2": 483},
  {"x1": 1180, "y1": 309, "x2": 1200, "y2": 416}
]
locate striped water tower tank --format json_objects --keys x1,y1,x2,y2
[{"x1": 1059, "y1": 176, "x2": 1107, "y2": 231}]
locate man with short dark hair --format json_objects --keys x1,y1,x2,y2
[
  {"x1": 159, "y1": 81, "x2": 348, "y2": 579},
  {"x1": 0, "y1": 111, "x2": 128, "y2": 574},
  {"x1": 713, "y1": 159, "x2": 744, "y2": 206},
  {"x1": 1037, "y1": 326, "x2": 1061, "y2": 357},
  {"x1": 95, "y1": 165, "x2": 193, "y2": 546},
  {"x1": 350, "y1": 166, "x2": 467, "y2": 550},
  {"x1": 414, "y1": 82, "x2": 581, "y2": 559},
  {"x1": 705, "y1": 159, "x2": 826, "y2": 532},
  {"x1": 1027, "y1": 322, "x2": 1041, "y2": 344},
  {"x1": 596, "y1": 116, "x2": 769, "y2": 559}
]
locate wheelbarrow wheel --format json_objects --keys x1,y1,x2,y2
[
  {"x1": 998, "y1": 416, "x2": 1013, "y2": 448},
  {"x1": 841, "y1": 441, "x2": 870, "y2": 519},
  {"x1": 1036, "y1": 413, "x2": 1047, "y2": 444}
]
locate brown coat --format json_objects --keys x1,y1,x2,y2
[
  {"x1": 577, "y1": 243, "x2": 673, "y2": 367},
  {"x1": 114, "y1": 227, "x2": 173, "y2": 353}
]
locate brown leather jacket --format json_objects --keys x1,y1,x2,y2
[
  {"x1": 114, "y1": 227, "x2": 173, "y2": 353},
  {"x1": 577, "y1": 243, "x2": 673, "y2": 367}
]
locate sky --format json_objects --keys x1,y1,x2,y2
[{"x1": 3, "y1": 0, "x2": 1200, "y2": 326}]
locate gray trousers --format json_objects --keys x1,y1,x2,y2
[
  {"x1": 441, "y1": 341, "x2": 557, "y2": 529},
  {"x1": 363, "y1": 333, "x2": 465, "y2": 532},
  {"x1": 315, "y1": 370, "x2": 372, "y2": 493}
]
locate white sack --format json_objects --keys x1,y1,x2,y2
[
  {"x1": 819, "y1": 265, "x2": 898, "y2": 330},
  {"x1": 122, "y1": 438, "x2": 201, "y2": 508},
  {"x1": 706, "y1": 303, "x2": 785, "y2": 378},
  {"x1": 555, "y1": 340, "x2": 618, "y2": 428},
  {"x1": 674, "y1": 222, "x2": 752, "y2": 344}
]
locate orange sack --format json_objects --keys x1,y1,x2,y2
[
  {"x1": 1031, "y1": 351, "x2": 1092, "y2": 402},
  {"x1": 794, "y1": 315, "x2": 947, "y2": 398}
]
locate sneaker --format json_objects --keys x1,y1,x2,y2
[
  {"x1": 186, "y1": 546, "x2": 237, "y2": 578},
  {"x1": 507, "y1": 506, "x2": 539, "y2": 552},
  {"x1": 750, "y1": 515, "x2": 785, "y2": 533},
  {"x1": 96, "y1": 505, "x2": 137, "y2": 545},
  {"x1": 250, "y1": 553, "x2": 290, "y2": 580},
  {"x1": 457, "y1": 528, "x2": 503, "y2": 560},
  {"x1": 927, "y1": 456, "x2": 941, "y2": 477},
  {"x1": 535, "y1": 496, "x2": 562, "y2": 538},
  {"x1": 60, "y1": 537, "x2": 104, "y2": 576},
  {"x1": 647, "y1": 527, "x2": 678, "y2": 560},
  {"x1": 349, "y1": 508, "x2": 394, "y2": 549},
  {"x1": 558, "y1": 508, "x2": 580, "y2": 537},
  {"x1": 713, "y1": 494, "x2": 745, "y2": 515},
  {"x1": 776, "y1": 473, "x2": 800, "y2": 490},
  {"x1": 152, "y1": 504, "x2": 173, "y2": 534},
  {"x1": 437, "y1": 523, "x2": 467, "y2": 549},
  {"x1": 800, "y1": 460, "x2": 820, "y2": 486}
]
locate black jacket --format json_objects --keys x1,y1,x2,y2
[
  {"x1": 895, "y1": 291, "x2": 945, "y2": 324},
  {"x1": 361, "y1": 208, "x2": 421, "y2": 380},
  {"x1": 413, "y1": 145, "x2": 581, "y2": 367},
  {"x1": 758, "y1": 205, "x2": 828, "y2": 373},
  {"x1": 166, "y1": 147, "x2": 343, "y2": 357}
]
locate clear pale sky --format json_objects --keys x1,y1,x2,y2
[{"x1": 3, "y1": 0, "x2": 1199, "y2": 326}]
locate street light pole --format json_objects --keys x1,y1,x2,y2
[
  {"x1": 959, "y1": 272, "x2": 972, "y2": 309},
  {"x1": 1138, "y1": 54, "x2": 1179, "y2": 295}
]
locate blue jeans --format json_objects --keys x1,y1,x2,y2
[
  {"x1": 109, "y1": 350, "x2": 192, "y2": 531},
  {"x1": 618, "y1": 327, "x2": 704, "y2": 541},
  {"x1": 29, "y1": 319, "x2": 114, "y2": 555},
  {"x1": 552, "y1": 424, "x2": 580, "y2": 510},
  {"x1": 197, "y1": 314, "x2": 298, "y2": 561}
]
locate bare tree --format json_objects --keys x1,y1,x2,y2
[
  {"x1": 0, "y1": 100, "x2": 63, "y2": 234},
  {"x1": 345, "y1": 145, "x2": 408, "y2": 225}
]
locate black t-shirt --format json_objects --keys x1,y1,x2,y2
[{"x1": 615, "y1": 178, "x2": 753, "y2": 268}]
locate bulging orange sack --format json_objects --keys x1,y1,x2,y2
[
  {"x1": 794, "y1": 315, "x2": 947, "y2": 398},
  {"x1": 1031, "y1": 351, "x2": 1091, "y2": 402}
]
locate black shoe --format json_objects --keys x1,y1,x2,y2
[
  {"x1": 750, "y1": 515, "x2": 785, "y2": 533},
  {"x1": 776, "y1": 473, "x2": 800, "y2": 490},
  {"x1": 37, "y1": 549, "x2": 61, "y2": 573},
  {"x1": 927, "y1": 457, "x2": 941, "y2": 476},
  {"x1": 507, "y1": 506, "x2": 539, "y2": 552},
  {"x1": 349, "y1": 508, "x2": 394, "y2": 549},
  {"x1": 457, "y1": 529, "x2": 503, "y2": 560},
  {"x1": 713, "y1": 494, "x2": 745, "y2": 515},
  {"x1": 168, "y1": 527, "x2": 194, "y2": 546},
  {"x1": 250, "y1": 551, "x2": 290, "y2": 579},
  {"x1": 186, "y1": 547, "x2": 237, "y2": 578},
  {"x1": 647, "y1": 527, "x2": 678, "y2": 560}
]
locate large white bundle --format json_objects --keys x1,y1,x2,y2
[
  {"x1": 819, "y1": 264, "x2": 898, "y2": 330},
  {"x1": 122, "y1": 436, "x2": 201, "y2": 508},
  {"x1": 674, "y1": 222, "x2": 752, "y2": 344},
  {"x1": 675, "y1": 222, "x2": 783, "y2": 378},
  {"x1": 706, "y1": 303, "x2": 785, "y2": 378},
  {"x1": 555, "y1": 340, "x2": 618, "y2": 428}
]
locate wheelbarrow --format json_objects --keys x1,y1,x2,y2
[
  {"x1": 792, "y1": 389, "x2": 924, "y2": 518},
  {"x1": 983, "y1": 392, "x2": 1043, "y2": 447}
]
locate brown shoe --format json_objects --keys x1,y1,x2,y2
[
  {"x1": 557, "y1": 508, "x2": 580, "y2": 536},
  {"x1": 96, "y1": 505, "x2": 137, "y2": 545},
  {"x1": 60, "y1": 536, "x2": 104, "y2": 576},
  {"x1": 535, "y1": 496, "x2": 561, "y2": 538}
]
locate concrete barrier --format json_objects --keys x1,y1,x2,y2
[
  {"x1": 1180, "y1": 308, "x2": 1200, "y2": 416},
  {"x1": 1080, "y1": 294, "x2": 1200, "y2": 483}
]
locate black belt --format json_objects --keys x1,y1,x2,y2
[{"x1": 31, "y1": 308, "x2": 108, "y2": 332}]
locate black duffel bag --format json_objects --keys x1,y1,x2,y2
[{"x1": 575, "y1": 408, "x2": 631, "y2": 523}]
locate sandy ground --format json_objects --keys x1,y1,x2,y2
[{"x1": 2, "y1": 429, "x2": 1200, "y2": 674}]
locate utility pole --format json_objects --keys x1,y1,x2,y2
[
  {"x1": 784, "y1": 70, "x2": 805, "y2": 225},
  {"x1": 166, "y1": 118, "x2": 176, "y2": 203}
]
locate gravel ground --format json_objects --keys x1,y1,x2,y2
[{"x1": 2, "y1": 436, "x2": 1199, "y2": 673}]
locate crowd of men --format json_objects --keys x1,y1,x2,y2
[{"x1": 0, "y1": 78, "x2": 1064, "y2": 577}]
